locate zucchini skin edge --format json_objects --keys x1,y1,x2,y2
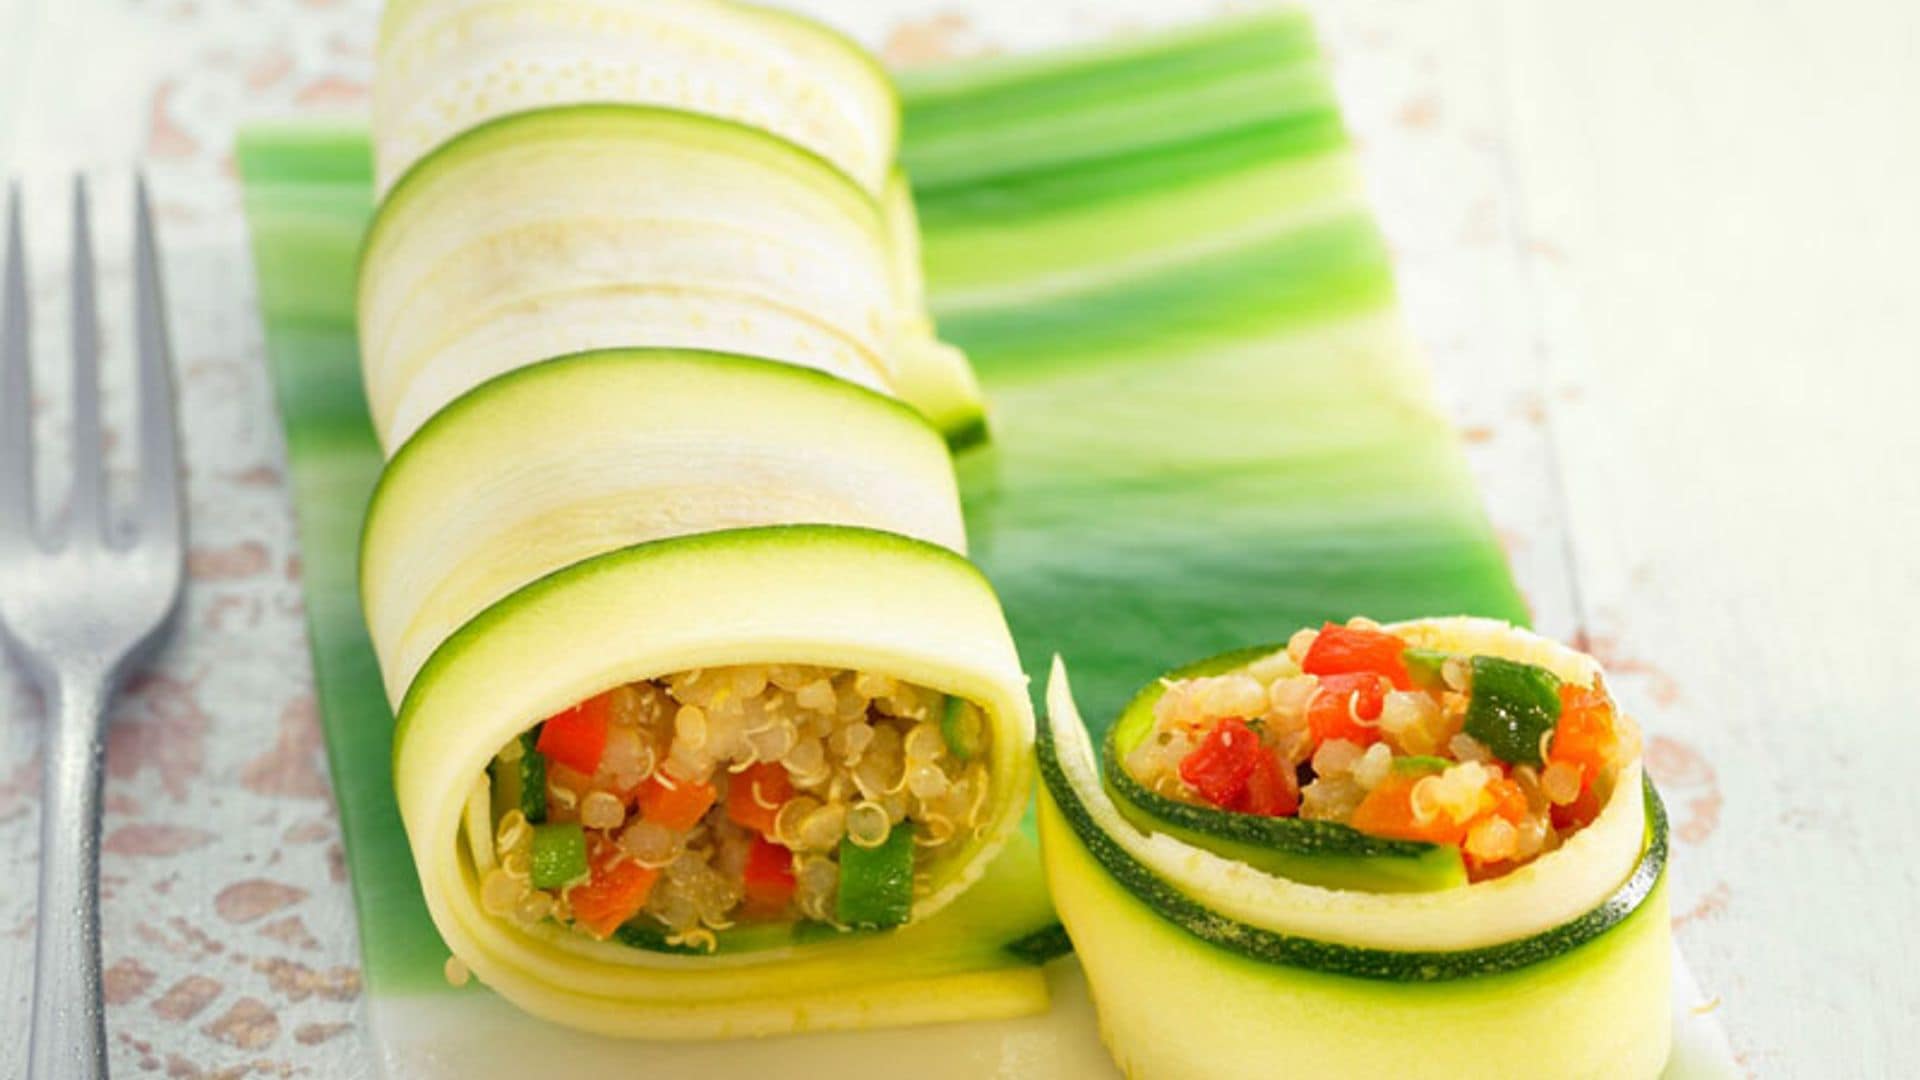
[{"x1": 1037, "y1": 715, "x2": 1668, "y2": 983}]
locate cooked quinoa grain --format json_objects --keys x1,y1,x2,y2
[
  {"x1": 478, "y1": 665, "x2": 992, "y2": 944},
  {"x1": 1122, "y1": 618, "x2": 1639, "y2": 880}
]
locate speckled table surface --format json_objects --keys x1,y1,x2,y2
[{"x1": 2, "y1": 0, "x2": 1915, "y2": 1076}]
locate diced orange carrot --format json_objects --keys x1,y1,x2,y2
[
  {"x1": 638, "y1": 771, "x2": 717, "y2": 831},
  {"x1": 1484, "y1": 775, "x2": 1528, "y2": 826},
  {"x1": 1347, "y1": 774, "x2": 1467, "y2": 845},
  {"x1": 726, "y1": 763, "x2": 793, "y2": 836},
  {"x1": 1550, "y1": 684, "x2": 1618, "y2": 786},
  {"x1": 567, "y1": 836, "x2": 660, "y2": 939}
]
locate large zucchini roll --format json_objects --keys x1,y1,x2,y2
[
  {"x1": 365, "y1": 352, "x2": 1042, "y2": 1033},
  {"x1": 1042, "y1": 617, "x2": 1671, "y2": 1078},
  {"x1": 358, "y1": 2, "x2": 1037, "y2": 1039}
]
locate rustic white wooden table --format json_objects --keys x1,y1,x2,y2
[{"x1": 1, "y1": 0, "x2": 1912, "y2": 1075}]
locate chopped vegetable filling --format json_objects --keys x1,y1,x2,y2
[
  {"x1": 1124, "y1": 618, "x2": 1640, "y2": 879},
  {"x1": 477, "y1": 666, "x2": 992, "y2": 948}
]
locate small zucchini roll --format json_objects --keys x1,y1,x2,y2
[
  {"x1": 373, "y1": 0, "x2": 899, "y2": 198},
  {"x1": 1043, "y1": 617, "x2": 1671, "y2": 1078},
  {"x1": 356, "y1": 105, "x2": 904, "y2": 454},
  {"x1": 365, "y1": 1, "x2": 982, "y2": 452}
]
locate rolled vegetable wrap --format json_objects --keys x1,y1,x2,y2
[
  {"x1": 1042, "y1": 617, "x2": 1670, "y2": 1078},
  {"x1": 365, "y1": 352, "x2": 1044, "y2": 1032},
  {"x1": 357, "y1": 0, "x2": 1043, "y2": 1039},
  {"x1": 395, "y1": 525, "x2": 1043, "y2": 1036}
]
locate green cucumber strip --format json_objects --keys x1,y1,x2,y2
[
  {"x1": 611, "y1": 922, "x2": 704, "y2": 956},
  {"x1": 529, "y1": 823, "x2": 587, "y2": 889},
  {"x1": 489, "y1": 732, "x2": 547, "y2": 824},
  {"x1": 942, "y1": 696, "x2": 984, "y2": 761},
  {"x1": 1391, "y1": 755, "x2": 1451, "y2": 775},
  {"x1": 1462, "y1": 656, "x2": 1563, "y2": 765},
  {"x1": 836, "y1": 828, "x2": 915, "y2": 929},
  {"x1": 613, "y1": 917, "x2": 809, "y2": 956},
  {"x1": 1402, "y1": 647, "x2": 1451, "y2": 691},
  {"x1": 1001, "y1": 921, "x2": 1073, "y2": 964}
]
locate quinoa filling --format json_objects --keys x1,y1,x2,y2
[
  {"x1": 476, "y1": 665, "x2": 991, "y2": 950},
  {"x1": 1123, "y1": 619, "x2": 1640, "y2": 881}
]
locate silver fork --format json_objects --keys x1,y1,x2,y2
[{"x1": 0, "y1": 178, "x2": 184, "y2": 1080}]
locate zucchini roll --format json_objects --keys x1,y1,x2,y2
[
  {"x1": 365, "y1": 2, "x2": 979, "y2": 450},
  {"x1": 358, "y1": 2, "x2": 1040, "y2": 1039},
  {"x1": 373, "y1": 0, "x2": 898, "y2": 198},
  {"x1": 1042, "y1": 617, "x2": 1671, "y2": 1078}
]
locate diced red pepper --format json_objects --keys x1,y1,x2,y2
[
  {"x1": 1549, "y1": 683, "x2": 1618, "y2": 787},
  {"x1": 1484, "y1": 774, "x2": 1528, "y2": 826},
  {"x1": 1306, "y1": 673, "x2": 1385, "y2": 748},
  {"x1": 1177, "y1": 718, "x2": 1263, "y2": 807},
  {"x1": 1302, "y1": 623, "x2": 1412, "y2": 690},
  {"x1": 535, "y1": 692, "x2": 614, "y2": 775},
  {"x1": 1236, "y1": 746, "x2": 1300, "y2": 817},
  {"x1": 726, "y1": 762, "x2": 793, "y2": 836},
  {"x1": 638, "y1": 770, "x2": 717, "y2": 832},
  {"x1": 1348, "y1": 773, "x2": 1468, "y2": 845},
  {"x1": 567, "y1": 835, "x2": 660, "y2": 939},
  {"x1": 741, "y1": 835, "x2": 797, "y2": 915}
]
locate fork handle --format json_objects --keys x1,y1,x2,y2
[{"x1": 28, "y1": 674, "x2": 109, "y2": 1080}]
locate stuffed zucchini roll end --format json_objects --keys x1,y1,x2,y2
[
  {"x1": 393, "y1": 526, "x2": 1044, "y2": 1038},
  {"x1": 475, "y1": 663, "x2": 996, "y2": 945},
  {"x1": 1042, "y1": 617, "x2": 1671, "y2": 1078}
]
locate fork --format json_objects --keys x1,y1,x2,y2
[{"x1": 0, "y1": 177, "x2": 184, "y2": 1080}]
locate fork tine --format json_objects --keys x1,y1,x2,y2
[
  {"x1": 67, "y1": 176, "x2": 108, "y2": 545},
  {"x1": 131, "y1": 174, "x2": 181, "y2": 549},
  {"x1": 1, "y1": 181, "x2": 35, "y2": 549}
]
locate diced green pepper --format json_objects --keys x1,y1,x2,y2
[
  {"x1": 1391, "y1": 754, "x2": 1451, "y2": 775},
  {"x1": 941, "y1": 696, "x2": 984, "y2": 762},
  {"x1": 835, "y1": 827, "x2": 915, "y2": 929},
  {"x1": 490, "y1": 730, "x2": 547, "y2": 824},
  {"x1": 1461, "y1": 656, "x2": 1563, "y2": 765},
  {"x1": 613, "y1": 920, "x2": 708, "y2": 955},
  {"x1": 1402, "y1": 648, "x2": 1451, "y2": 691},
  {"x1": 529, "y1": 822, "x2": 588, "y2": 889}
]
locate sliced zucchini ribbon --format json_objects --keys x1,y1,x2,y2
[{"x1": 365, "y1": 1, "x2": 980, "y2": 449}]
